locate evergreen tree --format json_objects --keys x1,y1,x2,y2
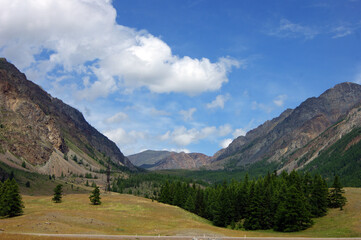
[
  {"x1": 89, "y1": 186, "x2": 101, "y2": 205},
  {"x1": 0, "y1": 179, "x2": 24, "y2": 217},
  {"x1": 184, "y1": 192, "x2": 195, "y2": 213},
  {"x1": 309, "y1": 174, "x2": 328, "y2": 217},
  {"x1": 328, "y1": 175, "x2": 347, "y2": 210},
  {"x1": 52, "y1": 184, "x2": 63, "y2": 203},
  {"x1": 274, "y1": 185, "x2": 313, "y2": 232}
]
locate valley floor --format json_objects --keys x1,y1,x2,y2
[{"x1": 0, "y1": 188, "x2": 360, "y2": 239}]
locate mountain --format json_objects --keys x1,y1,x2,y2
[
  {"x1": 0, "y1": 58, "x2": 135, "y2": 177},
  {"x1": 127, "y1": 150, "x2": 173, "y2": 167},
  {"x1": 212, "y1": 82, "x2": 361, "y2": 175},
  {"x1": 128, "y1": 150, "x2": 211, "y2": 170}
]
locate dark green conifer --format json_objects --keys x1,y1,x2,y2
[
  {"x1": 274, "y1": 185, "x2": 313, "y2": 232},
  {"x1": 0, "y1": 179, "x2": 24, "y2": 217},
  {"x1": 309, "y1": 174, "x2": 328, "y2": 217},
  {"x1": 52, "y1": 184, "x2": 63, "y2": 203},
  {"x1": 89, "y1": 186, "x2": 101, "y2": 205},
  {"x1": 328, "y1": 175, "x2": 347, "y2": 210}
]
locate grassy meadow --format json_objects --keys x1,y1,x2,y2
[{"x1": 0, "y1": 188, "x2": 360, "y2": 239}]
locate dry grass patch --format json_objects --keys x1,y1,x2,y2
[{"x1": 0, "y1": 188, "x2": 360, "y2": 239}]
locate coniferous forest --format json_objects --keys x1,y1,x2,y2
[{"x1": 158, "y1": 171, "x2": 332, "y2": 232}]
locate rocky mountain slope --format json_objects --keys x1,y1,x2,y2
[
  {"x1": 212, "y1": 82, "x2": 361, "y2": 172},
  {"x1": 0, "y1": 58, "x2": 135, "y2": 177},
  {"x1": 128, "y1": 150, "x2": 211, "y2": 170}
]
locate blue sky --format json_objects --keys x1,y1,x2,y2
[{"x1": 1, "y1": 0, "x2": 361, "y2": 156}]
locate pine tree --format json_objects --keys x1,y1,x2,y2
[
  {"x1": 89, "y1": 186, "x2": 101, "y2": 205},
  {"x1": 328, "y1": 175, "x2": 347, "y2": 210},
  {"x1": 52, "y1": 184, "x2": 63, "y2": 203},
  {"x1": 0, "y1": 179, "x2": 24, "y2": 217}
]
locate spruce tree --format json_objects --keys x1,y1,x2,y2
[
  {"x1": 184, "y1": 193, "x2": 195, "y2": 213},
  {"x1": 89, "y1": 186, "x2": 101, "y2": 205},
  {"x1": 52, "y1": 184, "x2": 63, "y2": 203},
  {"x1": 0, "y1": 179, "x2": 24, "y2": 217},
  {"x1": 328, "y1": 175, "x2": 347, "y2": 210},
  {"x1": 274, "y1": 185, "x2": 313, "y2": 232},
  {"x1": 309, "y1": 174, "x2": 328, "y2": 217}
]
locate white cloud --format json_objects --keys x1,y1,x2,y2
[
  {"x1": 218, "y1": 124, "x2": 232, "y2": 137},
  {"x1": 269, "y1": 19, "x2": 318, "y2": 40},
  {"x1": 104, "y1": 127, "x2": 146, "y2": 146},
  {"x1": 273, "y1": 94, "x2": 287, "y2": 107},
  {"x1": 220, "y1": 138, "x2": 232, "y2": 148},
  {"x1": 252, "y1": 101, "x2": 273, "y2": 113},
  {"x1": 0, "y1": 0, "x2": 240, "y2": 99},
  {"x1": 233, "y1": 128, "x2": 247, "y2": 138},
  {"x1": 332, "y1": 26, "x2": 353, "y2": 38},
  {"x1": 162, "y1": 125, "x2": 235, "y2": 146},
  {"x1": 104, "y1": 112, "x2": 128, "y2": 124},
  {"x1": 207, "y1": 94, "x2": 230, "y2": 109},
  {"x1": 150, "y1": 108, "x2": 170, "y2": 116},
  {"x1": 179, "y1": 108, "x2": 197, "y2": 121},
  {"x1": 354, "y1": 71, "x2": 361, "y2": 84}
]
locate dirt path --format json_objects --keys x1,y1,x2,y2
[{"x1": 11, "y1": 233, "x2": 361, "y2": 240}]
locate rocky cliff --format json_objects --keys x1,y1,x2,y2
[
  {"x1": 212, "y1": 82, "x2": 361, "y2": 170},
  {"x1": 0, "y1": 58, "x2": 135, "y2": 176}
]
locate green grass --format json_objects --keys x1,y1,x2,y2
[{"x1": 0, "y1": 188, "x2": 360, "y2": 239}]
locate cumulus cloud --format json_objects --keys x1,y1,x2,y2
[
  {"x1": 179, "y1": 108, "x2": 197, "y2": 121},
  {"x1": 104, "y1": 112, "x2": 128, "y2": 124},
  {"x1": 161, "y1": 125, "x2": 235, "y2": 146},
  {"x1": 220, "y1": 138, "x2": 233, "y2": 148},
  {"x1": 207, "y1": 94, "x2": 230, "y2": 109},
  {"x1": 219, "y1": 124, "x2": 232, "y2": 136},
  {"x1": 0, "y1": 0, "x2": 240, "y2": 99},
  {"x1": 233, "y1": 128, "x2": 247, "y2": 138},
  {"x1": 104, "y1": 127, "x2": 146, "y2": 146},
  {"x1": 273, "y1": 94, "x2": 287, "y2": 107}
]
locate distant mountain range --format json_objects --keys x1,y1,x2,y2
[
  {"x1": 0, "y1": 58, "x2": 135, "y2": 177},
  {"x1": 128, "y1": 150, "x2": 211, "y2": 170}
]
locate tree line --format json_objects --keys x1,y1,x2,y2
[{"x1": 158, "y1": 171, "x2": 346, "y2": 232}]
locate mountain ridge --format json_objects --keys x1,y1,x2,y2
[
  {"x1": 0, "y1": 58, "x2": 135, "y2": 176},
  {"x1": 211, "y1": 82, "x2": 361, "y2": 173}
]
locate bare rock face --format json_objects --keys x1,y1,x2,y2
[
  {"x1": 212, "y1": 82, "x2": 361, "y2": 170},
  {"x1": 0, "y1": 58, "x2": 135, "y2": 172}
]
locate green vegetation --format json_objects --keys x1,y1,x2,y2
[
  {"x1": 158, "y1": 171, "x2": 331, "y2": 232},
  {"x1": 0, "y1": 178, "x2": 24, "y2": 217},
  {"x1": 303, "y1": 127, "x2": 361, "y2": 186},
  {"x1": 52, "y1": 184, "x2": 63, "y2": 203},
  {"x1": 328, "y1": 175, "x2": 347, "y2": 210},
  {"x1": 89, "y1": 186, "x2": 101, "y2": 205}
]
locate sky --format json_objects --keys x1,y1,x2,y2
[{"x1": 0, "y1": 0, "x2": 361, "y2": 156}]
